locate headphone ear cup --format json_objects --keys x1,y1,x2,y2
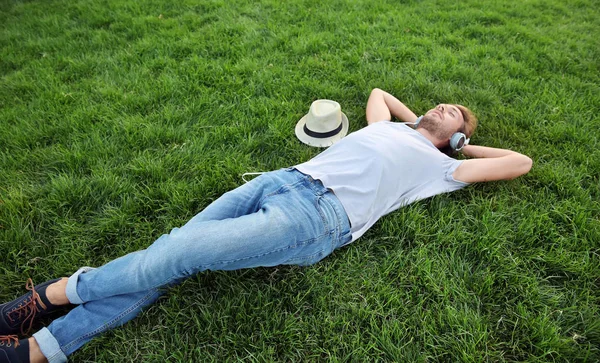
[{"x1": 450, "y1": 132, "x2": 468, "y2": 151}]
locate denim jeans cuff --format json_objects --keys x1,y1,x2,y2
[
  {"x1": 65, "y1": 266, "x2": 95, "y2": 304},
  {"x1": 33, "y1": 327, "x2": 68, "y2": 363}
]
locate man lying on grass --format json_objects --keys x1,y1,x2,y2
[{"x1": 0, "y1": 88, "x2": 532, "y2": 363}]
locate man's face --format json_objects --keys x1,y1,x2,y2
[{"x1": 419, "y1": 104, "x2": 465, "y2": 142}]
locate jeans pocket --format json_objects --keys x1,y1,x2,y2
[{"x1": 315, "y1": 195, "x2": 332, "y2": 233}]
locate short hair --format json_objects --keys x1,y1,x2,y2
[
  {"x1": 454, "y1": 104, "x2": 478, "y2": 138},
  {"x1": 440, "y1": 104, "x2": 478, "y2": 157}
]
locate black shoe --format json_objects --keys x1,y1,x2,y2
[
  {"x1": 0, "y1": 335, "x2": 29, "y2": 363},
  {"x1": 0, "y1": 278, "x2": 62, "y2": 336}
]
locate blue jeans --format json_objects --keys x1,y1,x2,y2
[{"x1": 33, "y1": 168, "x2": 352, "y2": 362}]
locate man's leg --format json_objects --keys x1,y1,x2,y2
[
  {"x1": 30, "y1": 169, "x2": 351, "y2": 362},
  {"x1": 67, "y1": 170, "x2": 335, "y2": 304},
  {"x1": 33, "y1": 289, "x2": 162, "y2": 362},
  {"x1": 19, "y1": 169, "x2": 283, "y2": 316}
]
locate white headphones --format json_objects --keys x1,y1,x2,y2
[{"x1": 410, "y1": 116, "x2": 470, "y2": 151}]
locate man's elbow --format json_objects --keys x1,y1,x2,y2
[
  {"x1": 525, "y1": 156, "x2": 533, "y2": 171},
  {"x1": 366, "y1": 88, "x2": 390, "y2": 125},
  {"x1": 515, "y1": 155, "x2": 533, "y2": 178},
  {"x1": 504, "y1": 154, "x2": 532, "y2": 180}
]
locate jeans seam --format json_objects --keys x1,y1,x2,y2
[
  {"x1": 315, "y1": 195, "x2": 333, "y2": 236},
  {"x1": 202, "y1": 232, "x2": 327, "y2": 269},
  {"x1": 60, "y1": 289, "x2": 158, "y2": 353},
  {"x1": 322, "y1": 194, "x2": 353, "y2": 248},
  {"x1": 286, "y1": 243, "x2": 330, "y2": 264},
  {"x1": 326, "y1": 194, "x2": 346, "y2": 230},
  {"x1": 259, "y1": 178, "x2": 305, "y2": 205},
  {"x1": 45, "y1": 351, "x2": 64, "y2": 362}
]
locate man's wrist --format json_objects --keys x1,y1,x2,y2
[{"x1": 460, "y1": 144, "x2": 474, "y2": 157}]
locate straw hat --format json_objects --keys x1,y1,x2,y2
[{"x1": 295, "y1": 100, "x2": 349, "y2": 147}]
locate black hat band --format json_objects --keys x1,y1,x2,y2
[{"x1": 303, "y1": 122, "x2": 343, "y2": 139}]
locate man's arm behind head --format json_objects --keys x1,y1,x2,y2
[{"x1": 452, "y1": 144, "x2": 533, "y2": 183}]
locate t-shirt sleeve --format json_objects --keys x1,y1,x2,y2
[{"x1": 443, "y1": 158, "x2": 471, "y2": 190}]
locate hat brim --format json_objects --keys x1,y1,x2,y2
[{"x1": 295, "y1": 112, "x2": 349, "y2": 148}]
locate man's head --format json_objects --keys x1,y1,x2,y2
[{"x1": 417, "y1": 103, "x2": 478, "y2": 154}]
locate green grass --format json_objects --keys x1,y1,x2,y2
[{"x1": 1, "y1": 0, "x2": 599, "y2": 361}]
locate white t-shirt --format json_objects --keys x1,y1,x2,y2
[{"x1": 295, "y1": 121, "x2": 469, "y2": 242}]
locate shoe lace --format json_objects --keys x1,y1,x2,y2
[
  {"x1": 0, "y1": 335, "x2": 20, "y2": 348},
  {"x1": 6, "y1": 278, "x2": 47, "y2": 336}
]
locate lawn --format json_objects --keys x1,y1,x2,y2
[{"x1": 1, "y1": 0, "x2": 599, "y2": 361}]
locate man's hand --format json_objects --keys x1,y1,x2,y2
[
  {"x1": 453, "y1": 145, "x2": 533, "y2": 183},
  {"x1": 366, "y1": 88, "x2": 419, "y2": 125}
]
